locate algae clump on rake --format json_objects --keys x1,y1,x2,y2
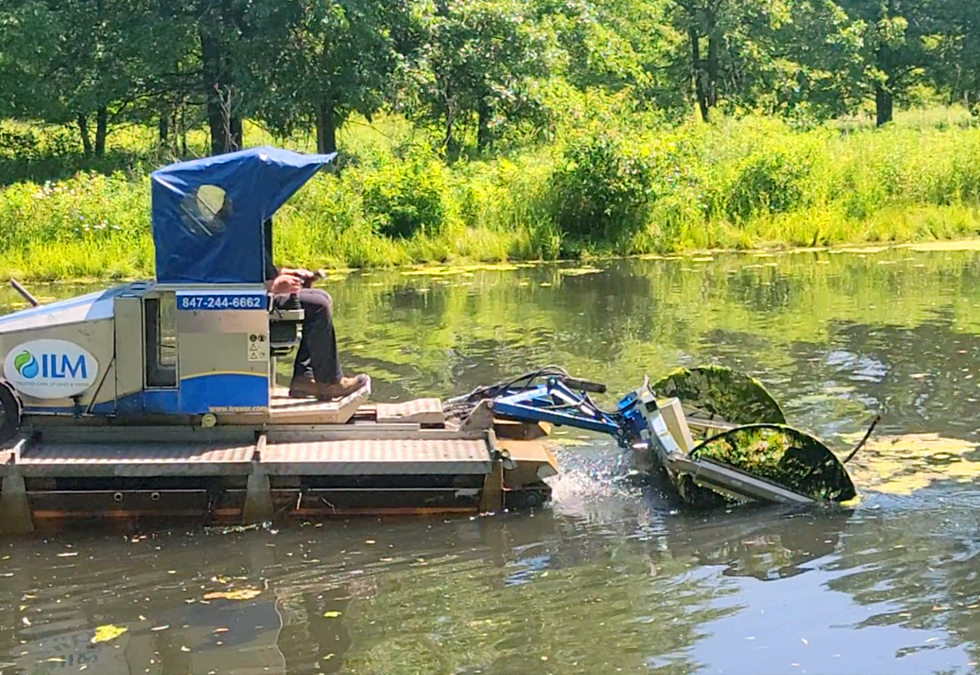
[{"x1": 651, "y1": 366, "x2": 857, "y2": 505}]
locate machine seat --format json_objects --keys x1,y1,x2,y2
[{"x1": 269, "y1": 300, "x2": 304, "y2": 356}]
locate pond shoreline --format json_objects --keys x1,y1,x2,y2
[{"x1": 6, "y1": 235, "x2": 980, "y2": 285}]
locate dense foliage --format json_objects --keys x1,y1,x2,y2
[{"x1": 2, "y1": 0, "x2": 977, "y2": 156}]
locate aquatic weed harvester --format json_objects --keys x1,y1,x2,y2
[{"x1": 0, "y1": 147, "x2": 863, "y2": 533}]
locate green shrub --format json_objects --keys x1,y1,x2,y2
[
  {"x1": 726, "y1": 149, "x2": 813, "y2": 223},
  {"x1": 0, "y1": 123, "x2": 41, "y2": 160},
  {"x1": 548, "y1": 133, "x2": 653, "y2": 246},
  {"x1": 360, "y1": 155, "x2": 449, "y2": 239}
]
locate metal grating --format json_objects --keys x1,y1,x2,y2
[
  {"x1": 261, "y1": 438, "x2": 491, "y2": 476},
  {"x1": 15, "y1": 443, "x2": 256, "y2": 477}
]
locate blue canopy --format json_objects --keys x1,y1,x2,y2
[{"x1": 150, "y1": 146, "x2": 337, "y2": 284}]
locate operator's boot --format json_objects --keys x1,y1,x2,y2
[{"x1": 289, "y1": 374, "x2": 368, "y2": 401}]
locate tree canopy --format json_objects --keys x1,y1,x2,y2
[{"x1": 0, "y1": 0, "x2": 976, "y2": 157}]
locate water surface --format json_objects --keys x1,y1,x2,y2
[{"x1": 4, "y1": 246, "x2": 980, "y2": 674}]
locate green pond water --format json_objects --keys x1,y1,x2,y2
[{"x1": 5, "y1": 246, "x2": 980, "y2": 674}]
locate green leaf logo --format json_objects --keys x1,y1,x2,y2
[
  {"x1": 13, "y1": 351, "x2": 31, "y2": 373},
  {"x1": 13, "y1": 350, "x2": 38, "y2": 378}
]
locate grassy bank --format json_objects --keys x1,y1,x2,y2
[{"x1": 1, "y1": 108, "x2": 979, "y2": 281}]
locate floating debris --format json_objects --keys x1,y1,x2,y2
[
  {"x1": 91, "y1": 625, "x2": 128, "y2": 644},
  {"x1": 202, "y1": 588, "x2": 261, "y2": 601}
]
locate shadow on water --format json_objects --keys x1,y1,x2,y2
[{"x1": 5, "y1": 248, "x2": 980, "y2": 673}]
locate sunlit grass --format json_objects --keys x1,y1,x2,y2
[{"x1": 1, "y1": 107, "x2": 980, "y2": 280}]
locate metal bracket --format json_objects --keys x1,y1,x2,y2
[
  {"x1": 242, "y1": 433, "x2": 273, "y2": 524},
  {"x1": 0, "y1": 471, "x2": 33, "y2": 534}
]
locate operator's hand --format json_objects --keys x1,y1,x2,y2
[
  {"x1": 281, "y1": 267, "x2": 315, "y2": 280},
  {"x1": 269, "y1": 273, "x2": 302, "y2": 295}
]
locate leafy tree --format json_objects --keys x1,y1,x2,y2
[
  {"x1": 927, "y1": 0, "x2": 980, "y2": 115},
  {"x1": 247, "y1": 0, "x2": 418, "y2": 154},
  {"x1": 766, "y1": 0, "x2": 867, "y2": 122},
  {"x1": 410, "y1": 0, "x2": 553, "y2": 156},
  {"x1": 664, "y1": 0, "x2": 812, "y2": 122},
  {"x1": 836, "y1": 0, "x2": 940, "y2": 126},
  {"x1": 534, "y1": 0, "x2": 673, "y2": 97},
  {"x1": 0, "y1": 0, "x2": 168, "y2": 156},
  {"x1": 154, "y1": 0, "x2": 270, "y2": 155}
]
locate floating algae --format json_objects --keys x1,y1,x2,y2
[{"x1": 400, "y1": 263, "x2": 520, "y2": 277}]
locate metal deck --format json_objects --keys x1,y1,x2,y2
[
  {"x1": 0, "y1": 428, "x2": 494, "y2": 479},
  {"x1": 0, "y1": 380, "x2": 560, "y2": 533},
  {"x1": 260, "y1": 439, "x2": 491, "y2": 475}
]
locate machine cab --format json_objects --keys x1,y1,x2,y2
[
  {"x1": 123, "y1": 146, "x2": 336, "y2": 417},
  {"x1": 0, "y1": 147, "x2": 337, "y2": 420}
]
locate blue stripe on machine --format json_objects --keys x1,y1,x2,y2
[
  {"x1": 22, "y1": 374, "x2": 269, "y2": 416},
  {"x1": 178, "y1": 372, "x2": 269, "y2": 414}
]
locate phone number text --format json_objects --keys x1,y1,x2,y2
[{"x1": 177, "y1": 294, "x2": 267, "y2": 311}]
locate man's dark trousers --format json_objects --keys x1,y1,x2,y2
[{"x1": 273, "y1": 289, "x2": 342, "y2": 385}]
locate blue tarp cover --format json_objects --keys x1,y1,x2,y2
[{"x1": 150, "y1": 146, "x2": 336, "y2": 284}]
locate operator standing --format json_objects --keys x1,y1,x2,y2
[{"x1": 263, "y1": 220, "x2": 367, "y2": 400}]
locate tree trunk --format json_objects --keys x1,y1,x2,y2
[
  {"x1": 200, "y1": 29, "x2": 243, "y2": 155},
  {"x1": 77, "y1": 114, "x2": 92, "y2": 157},
  {"x1": 95, "y1": 106, "x2": 108, "y2": 157},
  {"x1": 158, "y1": 105, "x2": 169, "y2": 149},
  {"x1": 179, "y1": 103, "x2": 188, "y2": 156},
  {"x1": 689, "y1": 26, "x2": 710, "y2": 122},
  {"x1": 705, "y1": 11, "x2": 720, "y2": 110},
  {"x1": 200, "y1": 31, "x2": 223, "y2": 154},
  {"x1": 875, "y1": 0, "x2": 895, "y2": 127},
  {"x1": 315, "y1": 101, "x2": 337, "y2": 154},
  {"x1": 875, "y1": 82, "x2": 893, "y2": 126},
  {"x1": 477, "y1": 99, "x2": 491, "y2": 151},
  {"x1": 229, "y1": 114, "x2": 243, "y2": 150}
]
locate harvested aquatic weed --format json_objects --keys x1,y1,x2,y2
[{"x1": 689, "y1": 425, "x2": 856, "y2": 503}]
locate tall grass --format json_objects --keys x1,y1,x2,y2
[{"x1": 1, "y1": 107, "x2": 979, "y2": 281}]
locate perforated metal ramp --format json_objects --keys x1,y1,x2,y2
[
  {"x1": 260, "y1": 438, "x2": 491, "y2": 475},
  {"x1": 11, "y1": 442, "x2": 256, "y2": 477}
]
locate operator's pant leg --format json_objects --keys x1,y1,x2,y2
[{"x1": 294, "y1": 289, "x2": 343, "y2": 384}]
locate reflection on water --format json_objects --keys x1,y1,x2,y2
[{"x1": 5, "y1": 247, "x2": 980, "y2": 673}]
